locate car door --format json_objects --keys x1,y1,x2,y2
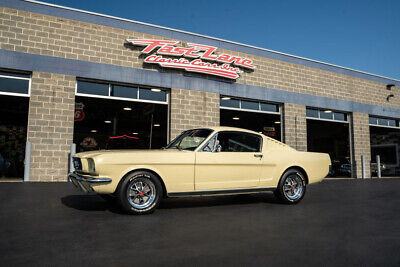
[{"x1": 195, "y1": 131, "x2": 263, "y2": 191}]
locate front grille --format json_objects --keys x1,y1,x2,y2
[{"x1": 72, "y1": 157, "x2": 82, "y2": 171}]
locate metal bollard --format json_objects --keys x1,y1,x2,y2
[
  {"x1": 376, "y1": 155, "x2": 381, "y2": 179},
  {"x1": 23, "y1": 141, "x2": 31, "y2": 182},
  {"x1": 361, "y1": 155, "x2": 366, "y2": 179},
  {"x1": 69, "y1": 143, "x2": 77, "y2": 177}
]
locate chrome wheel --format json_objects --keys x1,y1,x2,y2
[
  {"x1": 127, "y1": 178, "x2": 156, "y2": 210},
  {"x1": 283, "y1": 174, "x2": 304, "y2": 201}
]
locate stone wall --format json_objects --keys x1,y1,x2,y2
[
  {"x1": 351, "y1": 113, "x2": 371, "y2": 178},
  {"x1": 27, "y1": 72, "x2": 75, "y2": 181},
  {"x1": 170, "y1": 89, "x2": 219, "y2": 139},
  {"x1": 283, "y1": 103, "x2": 307, "y2": 151}
]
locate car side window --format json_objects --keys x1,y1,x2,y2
[
  {"x1": 202, "y1": 135, "x2": 217, "y2": 152},
  {"x1": 217, "y1": 132, "x2": 261, "y2": 152}
]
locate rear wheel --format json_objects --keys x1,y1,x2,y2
[
  {"x1": 117, "y1": 171, "x2": 163, "y2": 215},
  {"x1": 275, "y1": 169, "x2": 306, "y2": 204}
]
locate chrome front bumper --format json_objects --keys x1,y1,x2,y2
[{"x1": 68, "y1": 172, "x2": 112, "y2": 193}]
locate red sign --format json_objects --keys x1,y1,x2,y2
[
  {"x1": 126, "y1": 39, "x2": 255, "y2": 79},
  {"x1": 74, "y1": 103, "x2": 85, "y2": 121}
]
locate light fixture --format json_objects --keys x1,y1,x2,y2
[
  {"x1": 324, "y1": 110, "x2": 332, "y2": 113},
  {"x1": 104, "y1": 120, "x2": 112, "y2": 124},
  {"x1": 91, "y1": 130, "x2": 97, "y2": 133},
  {"x1": 151, "y1": 88, "x2": 161, "y2": 92},
  {"x1": 221, "y1": 97, "x2": 231, "y2": 100},
  {"x1": 274, "y1": 121, "x2": 281, "y2": 124},
  {"x1": 232, "y1": 117, "x2": 240, "y2": 120},
  {"x1": 387, "y1": 84, "x2": 395, "y2": 90},
  {"x1": 132, "y1": 132, "x2": 138, "y2": 135},
  {"x1": 123, "y1": 107, "x2": 132, "y2": 111},
  {"x1": 154, "y1": 124, "x2": 160, "y2": 127}
]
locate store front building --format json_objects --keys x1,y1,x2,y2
[{"x1": 0, "y1": 0, "x2": 399, "y2": 181}]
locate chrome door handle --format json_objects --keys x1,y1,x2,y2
[{"x1": 254, "y1": 154, "x2": 263, "y2": 158}]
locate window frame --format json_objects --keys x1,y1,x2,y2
[
  {"x1": 369, "y1": 115, "x2": 400, "y2": 129},
  {"x1": 306, "y1": 108, "x2": 348, "y2": 123},
  {"x1": 201, "y1": 130, "x2": 263, "y2": 153},
  {"x1": 0, "y1": 71, "x2": 31, "y2": 97},
  {"x1": 220, "y1": 96, "x2": 281, "y2": 115},
  {"x1": 75, "y1": 79, "x2": 169, "y2": 105}
]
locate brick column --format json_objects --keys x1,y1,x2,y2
[
  {"x1": 27, "y1": 72, "x2": 75, "y2": 181},
  {"x1": 283, "y1": 103, "x2": 307, "y2": 151},
  {"x1": 351, "y1": 113, "x2": 371, "y2": 178},
  {"x1": 170, "y1": 89, "x2": 219, "y2": 140}
]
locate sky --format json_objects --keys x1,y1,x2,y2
[{"x1": 40, "y1": 0, "x2": 400, "y2": 80}]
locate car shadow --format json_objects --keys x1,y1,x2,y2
[
  {"x1": 158, "y1": 192, "x2": 281, "y2": 209},
  {"x1": 61, "y1": 192, "x2": 281, "y2": 214},
  {"x1": 61, "y1": 195, "x2": 125, "y2": 214}
]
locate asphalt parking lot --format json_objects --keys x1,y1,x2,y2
[{"x1": 0, "y1": 179, "x2": 399, "y2": 267}]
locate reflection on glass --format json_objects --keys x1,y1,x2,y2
[
  {"x1": 334, "y1": 112, "x2": 346, "y2": 121},
  {"x1": 166, "y1": 129, "x2": 212, "y2": 151},
  {"x1": 369, "y1": 117, "x2": 378, "y2": 125},
  {"x1": 0, "y1": 77, "x2": 29, "y2": 94},
  {"x1": 77, "y1": 81, "x2": 109, "y2": 96},
  {"x1": 388, "y1": 119, "x2": 396, "y2": 127},
  {"x1": 139, "y1": 88, "x2": 166, "y2": 102},
  {"x1": 370, "y1": 126, "x2": 400, "y2": 177},
  {"x1": 220, "y1": 98, "x2": 240, "y2": 108},
  {"x1": 261, "y1": 103, "x2": 278, "y2": 112},
  {"x1": 241, "y1": 100, "x2": 259, "y2": 110},
  {"x1": 320, "y1": 110, "x2": 333, "y2": 120},
  {"x1": 73, "y1": 96, "x2": 168, "y2": 152},
  {"x1": 306, "y1": 108, "x2": 319, "y2": 118},
  {"x1": 112, "y1": 85, "x2": 138, "y2": 99}
]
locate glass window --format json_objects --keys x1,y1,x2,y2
[
  {"x1": 139, "y1": 88, "x2": 166, "y2": 102},
  {"x1": 241, "y1": 100, "x2": 259, "y2": 110},
  {"x1": 378, "y1": 118, "x2": 389, "y2": 126},
  {"x1": 0, "y1": 71, "x2": 30, "y2": 79},
  {"x1": 202, "y1": 135, "x2": 217, "y2": 152},
  {"x1": 217, "y1": 131, "x2": 261, "y2": 152},
  {"x1": 369, "y1": 117, "x2": 378, "y2": 125},
  {"x1": 166, "y1": 129, "x2": 212, "y2": 151},
  {"x1": 111, "y1": 85, "x2": 138, "y2": 99},
  {"x1": 0, "y1": 77, "x2": 29, "y2": 94},
  {"x1": 334, "y1": 112, "x2": 346, "y2": 121},
  {"x1": 73, "y1": 96, "x2": 168, "y2": 151},
  {"x1": 388, "y1": 119, "x2": 396, "y2": 127},
  {"x1": 220, "y1": 98, "x2": 240, "y2": 108},
  {"x1": 261, "y1": 103, "x2": 278, "y2": 112},
  {"x1": 77, "y1": 81, "x2": 109, "y2": 96},
  {"x1": 306, "y1": 108, "x2": 319, "y2": 118},
  {"x1": 320, "y1": 110, "x2": 334, "y2": 120}
]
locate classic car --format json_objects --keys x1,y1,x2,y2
[{"x1": 69, "y1": 127, "x2": 331, "y2": 214}]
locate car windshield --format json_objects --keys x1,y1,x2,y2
[{"x1": 166, "y1": 129, "x2": 213, "y2": 151}]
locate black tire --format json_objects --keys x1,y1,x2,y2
[
  {"x1": 274, "y1": 168, "x2": 306, "y2": 204},
  {"x1": 117, "y1": 171, "x2": 163, "y2": 215}
]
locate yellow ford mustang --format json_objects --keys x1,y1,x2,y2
[{"x1": 69, "y1": 127, "x2": 331, "y2": 214}]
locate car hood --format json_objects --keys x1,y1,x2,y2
[{"x1": 74, "y1": 149, "x2": 189, "y2": 158}]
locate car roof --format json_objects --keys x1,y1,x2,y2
[{"x1": 203, "y1": 126, "x2": 261, "y2": 135}]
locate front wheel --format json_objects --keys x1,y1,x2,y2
[
  {"x1": 275, "y1": 169, "x2": 306, "y2": 204},
  {"x1": 117, "y1": 171, "x2": 163, "y2": 215}
]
